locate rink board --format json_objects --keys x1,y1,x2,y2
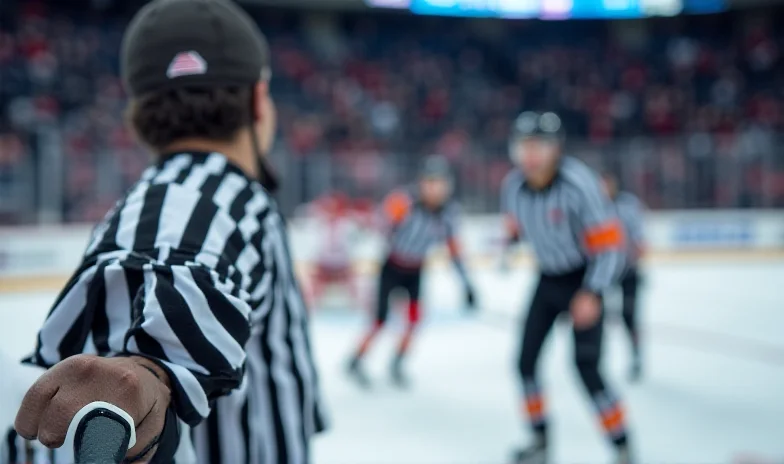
[{"x1": 1, "y1": 209, "x2": 783, "y2": 291}]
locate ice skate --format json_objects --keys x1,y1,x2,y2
[
  {"x1": 347, "y1": 357, "x2": 372, "y2": 389},
  {"x1": 614, "y1": 444, "x2": 633, "y2": 464},
  {"x1": 511, "y1": 434, "x2": 547, "y2": 464},
  {"x1": 390, "y1": 356, "x2": 411, "y2": 389}
]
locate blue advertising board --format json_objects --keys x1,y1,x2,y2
[{"x1": 672, "y1": 221, "x2": 755, "y2": 247}]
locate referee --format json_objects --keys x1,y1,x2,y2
[
  {"x1": 602, "y1": 172, "x2": 647, "y2": 381},
  {"x1": 501, "y1": 112, "x2": 632, "y2": 464},
  {"x1": 347, "y1": 156, "x2": 476, "y2": 388},
  {"x1": 10, "y1": 1, "x2": 326, "y2": 463}
]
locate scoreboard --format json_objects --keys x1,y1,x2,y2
[{"x1": 364, "y1": 0, "x2": 725, "y2": 18}]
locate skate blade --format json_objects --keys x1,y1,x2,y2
[
  {"x1": 511, "y1": 449, "x2": 547, "y2": 464},
  {"x1": 346, "y1": 367, "x2": 372, "y2": 389},
  {"x1": 390, "y1": 377, "x2": 411, "y2": 390}
]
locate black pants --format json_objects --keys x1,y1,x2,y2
[
  {"x1": 354, "y1": 259, "x2": 424, "y2": 362},
  {"x1": 517, "y1": 267, "x2": 627, "y2": 445},
  {"x1": 620, "y1": 267, "x2": 640, "y2": 350},
  {"x1": 375, "y1": 259, "x2": 422, "y2": 324}
]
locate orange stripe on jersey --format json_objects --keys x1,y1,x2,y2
[
  {"x1": 600, "y1": 404, "x2": 625, "y2": 433},
  {"x1": 584, "y1": 220, "x2": 624, "y2": 253},
  {"x1": 383, "y1": 191, "x2": 411, "y2": 225},
  {"x1": 524, "y1": 394, "x2": 545, "y2": 419}
]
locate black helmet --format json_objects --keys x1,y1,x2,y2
[
  {"x1": 419, "y1": 155, "x2": 452, "y2": 181},
  {"x1": 509, "y1": 111, "x2": 564, "y2": 163},
  {"x1": 510, "y1": 111, "x2": 564, "y2": 142},
  {"x1": 418, "y1": 155, "x2": 454, "y2": 194}
]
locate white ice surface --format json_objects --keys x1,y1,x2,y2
[{"x1": 1, "y1": 261, "x2": 783, "y2": 464}]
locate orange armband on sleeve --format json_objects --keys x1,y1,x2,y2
[
  {"x1": 383, "y1": 191, "x2": 411, "y2": 225},
  {"x1": 584, "y1": 220, "x2": 624, "y2": 254}
]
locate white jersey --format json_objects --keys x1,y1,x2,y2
[{"x1": 317, "y1": 214, "x2": 357, "y2": 266}]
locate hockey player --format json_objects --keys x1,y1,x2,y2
[
  {"x1": 601, "y1": 172, "x2": 647, "y2": 381},
  {"x1": 8, "y1": 1, "x2": 326, "y2": 463},
  {"x1": 501, "y1": 112, "x2": 633, "y2": 464},
  {"x1": 306, "y1": 191, "x2": 368, "y2": 310},
  {"x1": 347, "y1": 155, "x2": 477, "y2": 388}
]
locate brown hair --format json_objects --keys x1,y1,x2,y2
[{"x1": 127, "y1": 86, "x2": 253, "y2": 152}]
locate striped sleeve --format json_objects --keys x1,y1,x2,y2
[
  {"x1": 443, "y1": 204, "x2": 469, "y2": 282},
  {"x1": 562, "y1": 159, "x2": 625, "y2": 292},
  {"x1": 118, "y1": 182, "x2": 253, "y2": 426},
  {"x1": 24, "y1": 258, "x2": 252, "y2": 430},
  {"x1": 25, "y1": 180, "x2": 256, "y2": 430},
  {"x1": 500, "y1": 170, "x2": 523, "y2": 241},
  {"x1": 123, "y1": 262, "x2": 251, "y2": 426},
  {"x1": 618, "y1": 193, "x2": 645, "y2": 246},
  {"x1": 443, "y1": 202, "x2": 460, "y2": 243}
]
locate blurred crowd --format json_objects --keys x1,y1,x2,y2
[{"x1": 1, "y1": 1, "x2": 784, "y2": 223}]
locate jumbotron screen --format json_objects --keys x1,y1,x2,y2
[{"x1": 364, "y1": 0, "x2": 725, "y2": 19}]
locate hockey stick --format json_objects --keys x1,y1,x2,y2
[{"x1": 66, "y1": 402, "x2": 136, "y2": 464}]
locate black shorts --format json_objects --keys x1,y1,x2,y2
[
  {"x1": 375, "y1": 259, "x2": 422, "y2": 324},
  {"x1": 620, "y1": 267, "x2": 640, "y2": 297},
  {"x1": 519, "y1": 267, "x2": 605, "y2": 375}
]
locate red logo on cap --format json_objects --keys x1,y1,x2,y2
[{"x1": 166, "y1": 51, "x2": 207, "y2": 79}]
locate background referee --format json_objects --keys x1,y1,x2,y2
[
  {"x1": 602, "y1": 172, "x2": 648, "y2": 382},
  {"x1": 501, "y1": 112, "x2": 632, "y2": 464},
  {"x1": 348, "y1": 156, "x2": 476, "y2": 388}
]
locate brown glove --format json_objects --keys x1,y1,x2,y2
[{"x1": 14, "y1": 354, "x2": 171, "y2": 462}]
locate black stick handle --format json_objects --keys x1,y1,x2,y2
[{"x1": 68, "y1": 402, "x2": 136, "y2": 464}]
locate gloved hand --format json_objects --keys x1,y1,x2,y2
[{"x1": 15, "y1": 355, "x2": 171, "y2": 463}]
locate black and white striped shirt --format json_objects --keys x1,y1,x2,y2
[
  {"x1": 501, "y1": 157, "x2": 625, "y2": 292},
  {"x1": 382, "y1": 188, "x2": 461, "y2": 268},
  {"x1": 21, "y1": 152, "x2": 325, "y2": 461},
  {"x1": 613, "y1": 191, "x2": 645, "y2": 265}
]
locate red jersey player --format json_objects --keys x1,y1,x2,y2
[{"x1": 305, "y1": 192, "x2": 371, "y2": 310}]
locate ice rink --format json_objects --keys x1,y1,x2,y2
[{"x1": 1, "y1": 258, "x2": 783, "y2": 464}]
